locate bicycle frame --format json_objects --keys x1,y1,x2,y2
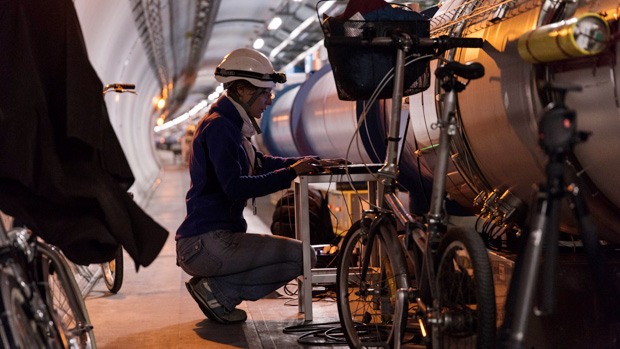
[{"x1": 375, "y1": 31, "x2": 463, "y2": 306}]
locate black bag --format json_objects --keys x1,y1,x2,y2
[
  {"x1": 322, "y1": 8, "x2": 432, "y2": 101},
  {"x1": 270, "y1": 189, "x2": 335, "y2": 245}
]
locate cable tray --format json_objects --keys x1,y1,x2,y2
[{"x1": 431, "y1": 0, "x2": 543, "y2": 37}]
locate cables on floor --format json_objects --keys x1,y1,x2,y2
[{"x1": 283, "y1": 321, "x2": 348, "y2": 346}]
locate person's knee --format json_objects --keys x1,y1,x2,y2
[{"x1": 290, "y1": 240, "x2": 316, "y2": 272}]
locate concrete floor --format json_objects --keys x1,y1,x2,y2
[
  {"x1": 84, "y1": 151, "x2": 344, "y2": 349},
  {"x1": 83, "y1": 150, "x2": 620, "y2": 348}
]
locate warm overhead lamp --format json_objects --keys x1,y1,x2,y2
[
  {"x1": 267, "y1": 16, "x2": 283, "y2": 30},
  {"x1": 153, "y1": 95, "x2": 166, "y2": 109},
  {"x1": 253, "y1": 38, "x2": 265, "y2": 50},
  {"x1": 157, "y1": 97, "x2": 166, "y2": 109}
]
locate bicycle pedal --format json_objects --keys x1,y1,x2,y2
[{"x1": 406, "y1": 288, "x2": 421, "y2": 303}]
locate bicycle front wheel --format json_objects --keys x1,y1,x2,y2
[
  {"x1": 434, "y1": 227, "x2": 496, "y2": 349},
  {"x1": 336, "y1": 217, "x2": 409, "y2": 348},
  {"x1": 0, "y1": 262, "x2": 63, "y2": 348},
  {"x1": 37, "y1": 244, "x2": 97, "y2": 349},
  {"x1": 101, "y1": 246, "x2": 123, "y2": 294}
]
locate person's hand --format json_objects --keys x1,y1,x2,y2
[{"x1": 290, "y1": 157, "x2": 323, "y2": 176}]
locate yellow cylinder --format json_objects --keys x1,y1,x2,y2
[{"x1": 518, "y1": 13, "x2": 610, "y2": 63}]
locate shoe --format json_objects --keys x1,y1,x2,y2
[{"x1": 185, "y1": 277, "x2": 247, "y2": 324}]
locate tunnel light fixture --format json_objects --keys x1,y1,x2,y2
[
  {"x1": 154, "y1": 113, "x2": 189, "y2": 132},
  {"x1": 153, "y1": 99, "x2": 210, "y2": 133},
  {"x1": 269, "y1": 2, "x2": 335, "y2": 59},
  {"x1": 156, "y1": 97, "x2": 166, "y2": 109},
  {"x1": 281, "y1": 39, "x2": 324, "y2": 72},
  {"x1": 267, "y1": 17, "x2": 283, "y2": 31},
  {"x1": 253, "y1": 38, "x2": 265, "y2": 50}
]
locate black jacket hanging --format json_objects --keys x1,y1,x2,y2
[{"x1": 0, "y1": 0, "x2": 168, "y2": 267}]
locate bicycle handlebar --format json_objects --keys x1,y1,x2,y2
[
  {"x1": 325, "y1": 34, "x2": 484, "y2": 51},
  {"x1": 425, "y1": 35, "x2": 484, "y2": 50},
  {"x1": 103, "y1": 83, "x2": 137, "y2": 95}
]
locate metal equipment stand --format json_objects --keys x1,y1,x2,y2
[{"x1": 294, "y1": 171, "x2": 378, "y2": 322}]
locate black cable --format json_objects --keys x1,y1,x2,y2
[
  {"x1": 283, "y1": 321, "x2": 341, "y2": 334},
  {"x1": 474, "y1": 215, "x2": 483, "y2": 233},
  {"x1": 297, "y1": 330, "x2": 347, "y2": 346},
  {"x1": 283, "y1": 321, "x2": 348, "y2": 346}
]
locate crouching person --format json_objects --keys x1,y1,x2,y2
[{"x1": 176, "y1": 48, "x2": 341, "y2": 324}]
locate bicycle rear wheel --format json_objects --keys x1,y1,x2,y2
[
  {"x1": 101, "y1": 246, "x2": 123, "y2": 294},
  {"x1": 336, "y1": 217, "x2": 409, "y2": 348},
  {"x1": 37, "y1": 243, "x2": 97, "y2": 349},
  {"x1": 434, "y1": 227, "x2": 496, "y2": 349}
]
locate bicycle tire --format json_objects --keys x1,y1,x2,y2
[
  {"x1": 0, "y1": 261, "x2": 65, "y2": 348},
  {"x1": 101, "y1": 246, "x2": 123, "y2": 294},
  {"x1": 37, "y1": 243, "x2": 97, "y2": 349},
  {"x1": 336, "y1": 217, "x2": 409, "y2": 348},
  {"x1": 434, "y1": 227, "x2": 496, "y2": 349}
]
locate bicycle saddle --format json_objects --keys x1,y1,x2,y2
[{"x1": 435, "y1": 61, "x2": 484, "y2": 80}]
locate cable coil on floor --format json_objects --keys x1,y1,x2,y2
[{"x1": 283, "y1": 321, "x2": 348, "y2": 346}]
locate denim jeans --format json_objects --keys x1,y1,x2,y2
[{"x1": 176, "y1": 230, "x2": 316, "y2": 311}]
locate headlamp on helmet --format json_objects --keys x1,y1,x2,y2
[{"x1": 215, "y1": 68, "x2": 286, "y2": 84}]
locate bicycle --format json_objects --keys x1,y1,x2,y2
[
  {"x1": 327, "y1": 29, "x2": 496, "y2": 348},
  {"x1": 76, "y1": 82, "x2": 137, "y2": 295},
  {"x1": 0, "y1": 214, "x2": 96, "y2": 348},
  {"x1": 64, "y1": 83, "x2": 134, "y2": 297}
]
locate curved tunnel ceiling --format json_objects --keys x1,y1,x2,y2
[{"x1": 72, "y1": 0, "x2": 350, "y2": 202}]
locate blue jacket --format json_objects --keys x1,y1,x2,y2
[{"x1": 176, "y1": 96, "x2": 300, "y2": 239}]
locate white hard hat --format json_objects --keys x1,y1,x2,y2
[{"x1": 214, "y1": 48, "x2": 286, "y2": 89}]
